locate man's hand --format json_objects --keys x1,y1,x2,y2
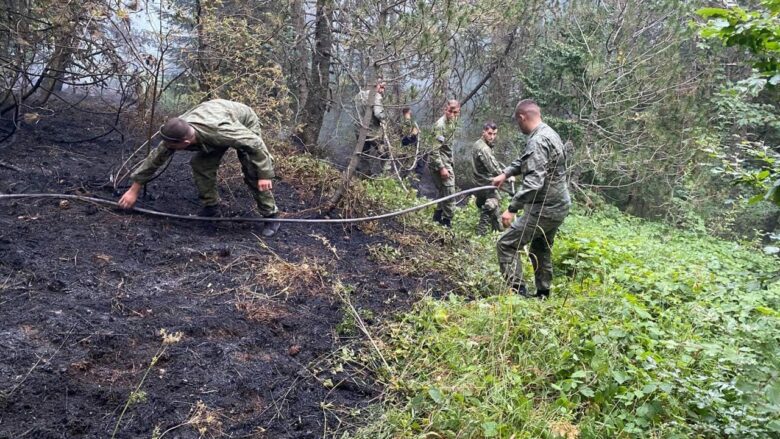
[
  {"x1": 492, "y1": 173, "x2": 508, "y2": 188},
  {"x1": 501, "y1": 210, "x2": 515, "y2": 228},
  {"x1": 258, "y1": 179, "x2": 273, "y2": 191},
  {"x1": 439, "y1": 167, "x2": 450, "y2": 179},
  {"x1": 118, "y1": 182, "x2": 142, "y2": 209}
]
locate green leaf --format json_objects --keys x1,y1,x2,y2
[
  {"x1": 754, "y1": 305, "x2": 780, "y2": 316},
  {"x1": 765, "y1": 178, "x2": 780, "y2": 205},
  {"x1": 428, "y1": 387, "x2": 444, "y2": 404},
  {"x1": 613, "y1": 370, "x2": 630, "y2": 384},
  {"x1": 748, "y1": 193, "x2": 765, "y2": 204},
  {"x1": 767, "y1": 380, "x2": 780, "y2": 405},
  {"x1": 571, "y1": 370, "x2": 588, "y2": 379},
  {"x1": 482, "y1": 421, "x2": 498, "y2": 437},
  {"x1": 696, "y1": 7, "x2": 730, "y2": 18}
]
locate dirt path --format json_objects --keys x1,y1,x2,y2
[{"x1": 0, "y1": 109, "x2": 440, "y2": 438}]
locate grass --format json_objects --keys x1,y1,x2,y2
[
  {"x1": 248, "y1": 150, "x2": 779, "y2": 438},
  {"x1": 343, "y1": 179, "x2": 780, "y2": 439}
]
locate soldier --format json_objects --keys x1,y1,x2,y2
[
  {"x1": 118, "y1": 99, "x2": 281, "y2": 237},
  {"x1": 492, "y1": 99, "x2": 570, "y2": 298},
  {"x1": 471, "y1": 121, "x2": 504, "y2": 235},
  {"x1": 355, "y1": 81, "x2": 390, "y2": 174},
  {"x1": 400, "y1": 107, "x2": 419, "y2": 147},
  {"x1": 429, "y1": 99, "x2": 461, "y2": 227}
]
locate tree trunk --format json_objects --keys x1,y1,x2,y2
[
  {"x1": 328, "y1": 77, "x2": 378, "y2": 209},
  {"x1": 194, "y1": 0, "x2": 211, "y2": 96},
  {"x1": 35, "y1": 32, "x2": 77, "y2": 106},
  {"x1": 291, "y1": 0, "x2": 309, "y2": 113},
  {"x1": 296, "y1": 0, "x2": 333, "y2": 152}
]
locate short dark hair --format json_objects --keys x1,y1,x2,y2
[
  {"x1": 402, "y1": 107, "x2": 411, "y2": 115},
  {"x1": 514, "y1": 99, "x2": 540, "y2": 118},
  {"x1": 483, "y1": 121, "x2": 497, "y2": 130},
  {"x1": 159, "y1": 117, "x2": 190, "y2": 142}
]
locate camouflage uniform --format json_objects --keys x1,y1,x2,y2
[
  {"x1": 496, "y1": 122, "x2": 570, "y2": 294},
  {"x1": 400, "y1": 117, "x2": 419, "y2": 146},
  {"x1": 429, "y1": 116, "x2": 459, "y2": 221},
  {"x1": 131, "y1": 99, "x2": 277, "y2": 216},
  {"x1": 471, "y1": 137, "x2": 504, "y2": 235},
  {"x1": 354, "y1": 90, "x2": 389, "y2": 174}
]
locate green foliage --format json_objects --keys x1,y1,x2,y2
[
  {"x1": 707, "y1": 138, "x2": 780, "y2": 206},
  {"x1": 352, "y1": 200, "x2": 780, "y2": 438},
  {"x1": 699, "y1": 79, "x2": 780, "y2": 208},
  {"x1": 191, "y1": 0, "x2": 291, "y2": 129},
  {"x1": 698, "y1": 0, "x2": 780, "y2": 86}
]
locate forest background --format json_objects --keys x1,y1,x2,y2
[{"x1": 2, "y1": 0, "x2": 779, "y2": 246}]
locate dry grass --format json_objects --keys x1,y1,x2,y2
[
  {"x1": 260, "y1": 258, "x2": 324, "y2": 291},
  {"x1": 549, "y1": 420, "x2": 580, "y2": 439},
  {"x1": 188, "y1": 400, "x2": 225, "y2": 437},
  {"x1": 234, "y1": 299, "x2": 291, "y2": 324}
]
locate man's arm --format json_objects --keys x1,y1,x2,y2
[
  {"x1": 507, "y1": 142, "x2": 548, "y2": 213},
  {"x1": 119, "y1": 142, "x2": 174, "y2": 209},
  {"x1": 130, "y1": 142, "x2": 175, "y2": 185},
  {"x1": 429, "y1": 121, "x2": 447, "y2": 171},
  {"x1": 373, "y1": 94, "x2": 386, "y2": 122},
  {"x1": 503, "y1": 148, "x2": 531, "y2": 178}
]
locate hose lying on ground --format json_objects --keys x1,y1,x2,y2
[{"x1": 0, "y1": 186, "x2": 498, "y2": 224}]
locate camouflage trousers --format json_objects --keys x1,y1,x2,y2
[
  {"x1": 190, "y1": 147, "x2": 277, "y2": 217},
  {"x1": 430, "y1": 165, "x2": 456, "y2": 220},
  {"x1": 496, "y1": 207, "x2": 568, "y2": 292},
  {"x1": 475, "y1": 190, "x2": 502, "y2": 235}
]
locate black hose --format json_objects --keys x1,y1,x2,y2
[{"x1": 0, "y1": 186, "x2": 498, "y2": 224}]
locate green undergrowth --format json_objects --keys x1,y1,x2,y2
[
  {"x1": 344, "y1": 177, "x2": 780, "y2": 438},
  {"x1": 270, "y1": 154, "x2": 779, "y2": 437}
]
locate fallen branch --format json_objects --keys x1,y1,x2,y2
[{"x1": 0, "y1": 160, "x2": 22, "y2": 172}]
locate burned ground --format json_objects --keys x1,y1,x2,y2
[{"x1": 0, "y1": 104, "x2": 445, "y2": 438}]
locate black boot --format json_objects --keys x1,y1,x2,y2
[
  {"x1": 440, "y1": 217, "x2": 452, "y2": 228},
  {"x1": 432, "y1": 209, "x2": 443, "y2": 224},
  {"x1": 511, "y1": 283, "x2": 528, "y2": 296},
  {"x1": 199, "y1": 205, "x2": 220, "y2": 217},
  {"x1": 261, "y1": 213, "x2": 281, "y2": 237}
]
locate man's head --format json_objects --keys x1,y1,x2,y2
[
  {"x1": 375, "y1": 81, "x2": 386, "y2": 94},
  {"x1": 159, "y1": 117, "x2": 196, "y2": 150},
  {"x1": 514, "y1": 99, "x2": 541, "y2": 135},
  {"x1": 444, "y1": 99, "x2": 460, "y2": 121},
  {"x1": 402, "y1": 107, "x2": 412, "y2": 119},
  {"x1": 482, "y1": 121, "x2": 498, "y2": 145}
]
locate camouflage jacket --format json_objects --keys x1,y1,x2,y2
[
  {"x1": 400, "y1": 117, "x2": 418, "y2": 137},
  {"x1": 131, "y1": 99, "x2": 274, "y2": 184},
  {"x1": 429, "y1": 116, "x2": 458, "y2": 170},
  {"x1": 471, "y1": 138, "x2": 504, "y2": 186},
  {"x1": 503, "y1": 122, "x2": 570, "y2": 217}
]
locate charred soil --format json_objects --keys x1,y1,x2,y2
[{"x1": 0, "y1": 103, "x2": 446, "y2": 438}]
